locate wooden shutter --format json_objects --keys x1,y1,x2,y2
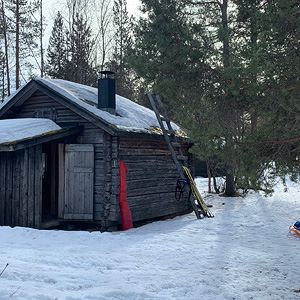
[{"x1": 64, "y1": 144, "x2": 94, "y2": 220}]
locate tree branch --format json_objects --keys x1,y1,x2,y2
[{"x1": 0, "y1": 263, "x2": 9, "y2": 277}]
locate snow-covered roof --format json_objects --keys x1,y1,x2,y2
[
  {"x1": 0, "y1": 78, "x2": 184, "y2": 136},
  {"x1": 0, "y1": 118, "x2": 62, "y2": 144},
  {"x1": 38, "y1": 78, "x2": 183, "y2": 134}
]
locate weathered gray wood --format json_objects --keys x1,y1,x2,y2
[
  {"x1": 64, "y1": 144, "x2": 94, "y2": 220},
  {"x1": 41, "y1": 218, "x2": 64, "y2": 229},
  {"x1": 58, "y1": 144, "x2": 65, "y2": 219},
  {"x1": 51, "y1": 145, "x2": 57, "y2": 215},
  {"x1": 21, "y1": 148, "x2": 29, "y2": 227},
  {"x1": 0, "y1": 153, "x2": 6, "y2": 225},
  {"x1": 5, "y1": 153, "x2": 13, "y2": 226},
  {"x1": 34, "y1": 145, "x2": 43, "y2": 229},
  {"x1": 127, "y1": 177, "x2": 176, "y2": 188},
  {"x1": 108, "y1": 136, "x2": 120, "y2": 222},
  {"x1": 0, "y1": 84, "x2": 37, "y2": 118},
  {"x1": 0, "y1": 85, "x2": 194, "y2": 230},
  {"x1": 27, "y1": 147, "x2": 35, "y2": 227},
  {"x1": 12, "y1": 151, "x2": 21, "y2": 226},
  {"x1": 119, "y1": 134, "x2": 192, "y2": 223},
  {"x1": 127, "y1": 184, "x2": 176, "y2": 197},
  {"x1": 148, "y1": 94, "x2": 200, "y2": 219}
]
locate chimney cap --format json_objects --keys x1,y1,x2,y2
[{"x1": 100, "y1": 70, "x2": 115, "y2": 78}]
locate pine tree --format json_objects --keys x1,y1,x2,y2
[
  {"x1": 46, "y1": 11, "x2": 68, "y2": 79},
  {"x1": 131, "y1": 0, "x2": 300, "y2": 195},
  {"x1": 131, "y1": 0, "x2": 240, "y2": 195},
  {"x1": 247, "y1": 0, "x2": 300, "y2": 186},
  {"x1": 67, "y1": 12, "x2": 97, "y2": 85},
  {"x1": 46, "y1": 11, "x2": 97, "y2": 86}
]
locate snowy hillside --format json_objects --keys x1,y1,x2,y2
[{"x1": 0, "y1": 178, "x2": 300, "y2": 300}]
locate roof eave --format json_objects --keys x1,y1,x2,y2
[
  {"x1": 0, "y1": 80, "x2": 192, "y2": 142},
  {"x1": 116, "y1": 129, "x2": 193, "y2": 143},
  {"x1": 0, "y1": 80, "x2": 37, "y2": 118},
  {"x1": 0, "y1": 126, "x2": 83, "y2": 152}
]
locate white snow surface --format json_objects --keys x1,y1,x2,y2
[
  {"x1": 0, "y1": 118, "x2": 62, "y2": 143},
  {"x1": 1, "y1": 178, "x2": 300, "y2": 300},
  {"x1": 0, "y1": 78, "x2": 181, "y2": 134}
]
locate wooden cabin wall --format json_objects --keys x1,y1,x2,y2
[
  {"x1": 100, "y1": 134, "x2": 121, "y2": 228},
  {"x1": 3, "y1": 90, "x2": 193, "y2": 229},
  {"x1": 6, "y1": 90, "x2": 116, "y2": 229},
  {"x1": 78, "y1": 127, "x2": 120, "y2": 229},
  {"x1": 0, "y1": 145, "x2": 43, "y2": 228},
  {"x1": 119, "y1": 137, "x2": 191, "y2": 222}
]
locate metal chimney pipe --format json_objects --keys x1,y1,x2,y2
[{"x1": 98, "y1": 71, "x2": 116, "y2": 115}]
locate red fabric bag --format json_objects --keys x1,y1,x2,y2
[{"x1": 119, "y1": 160, "x2": 133, "y2": 230}]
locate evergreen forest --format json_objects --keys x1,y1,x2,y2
[{"x1": 0, "y1": 0, "x2": 299, "y2": 195}]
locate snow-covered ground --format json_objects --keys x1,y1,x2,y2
[{"x1": 1, "y1": 178, "x2": 300, "y2": 300}]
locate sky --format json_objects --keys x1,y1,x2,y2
[
  {"x1": 42, "y1": 0, "x2": 142, "y2": 58},
  {"x1": 43, "y1": 0, "x2": 142, "y2": 25}
]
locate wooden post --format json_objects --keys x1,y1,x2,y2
[
  {"x1": 51, "y1": 144, "x2": 57, "y2": 215},
  {"x1": 58, "y1": 144, "x2": 65, "y2": 219},
  {"x1": 0, "y1": 153, "x2": 6, "y2": 225},
  {"x1": 5, "y1": 153, "x2": 13, "y2": 226},
  {"x1": 35, "y1": 145, "x2": 43, "y2": 228},
  {"x1": 21, "y1": 148, "x2": 29, "y2": 226},
  {"x1": 28, "y1": 146, "x2": 35, "y2": 227},
  {"x1": 12, "y1": 151, "x2": 21, "y2": 226}
]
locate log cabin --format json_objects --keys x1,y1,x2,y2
[{"x1": 0, "y1": 76, "x2": 193, "y2": 231}]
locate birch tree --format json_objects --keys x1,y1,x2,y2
[{"x1": 6, "y1": 0, "x2": 40, "y2": 89}]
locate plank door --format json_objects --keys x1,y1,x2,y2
[{"x1": 64, "y1": 144, "x2": 94, "y2": 220}]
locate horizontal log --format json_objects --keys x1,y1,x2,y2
[
  {"x1": 127, "y1": 177, "x2": 177, "y2": 189},
  {"x1": 125, "y1": 164, "x2": 177, "y2": 173},
  {"x1": 79, "y1": 136, "x2": 104, "y2": 143},
  {"x1": 124, "y1": 158, "x2": 176, "y2": 167},
  {"x1": 127, "y1": 191, "x2": 188, "y2": 207},
  {"x1": 82, "y1": 128, "x2": 105, "y2": 136},
  {"x1": 130, "y1": 202, "x2": 190, "y2": 222},
  {"x1": 127, "y1": 184, "x2": 176, "y2": 197},
  {"x1": 57, "y1": 109, "x2": 83, "y2": 118},
  {"x1": 94, "y1": 203, "x2": 104, "y2": 212},
  {"x1": 128, "y1": 166, "x2": 178, "y2": 179},
  {"x1": 21, "y1": 102, "x2": 64, "y2": 110}
]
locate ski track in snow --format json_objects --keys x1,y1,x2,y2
[{"x1": 0, "y1": 178, "x2": 300, "y2": 300}]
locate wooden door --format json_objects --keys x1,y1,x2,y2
[{"x1": 64, "y1": 144, "x2": 94, "y2": 220}]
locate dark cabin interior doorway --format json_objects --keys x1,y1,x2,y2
[{"x1": 42, "y1": 143, "x2": 59, "y2": 224}]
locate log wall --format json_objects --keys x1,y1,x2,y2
[
  {"x1": 2, "y1": 90, "x2": 193, "y2": 230},
  {"x1": 119, "y1": 137, "x2": 191, "y2": 222},
  {"x1": 0, "y1": 145, "x2": 43, "y2": 228},
  {"x1": 7, "y1": 90, "x2": 113, "y2": 228}
]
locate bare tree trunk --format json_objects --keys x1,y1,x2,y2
[
  {"x1": 0, "y1": 68, "x2": 4, "y2": 100},
  {"x1": 94, "y1": 0, "x2": 113, "y2": 70},
  {"x1": 40, "y1": 0, "x2": 44, "y2": 77},
  {"x1": 225, "y1": 172, "x2": 235, "y2": 196},
  {"x1": 221, "y1": 0, "x2": 229, "y2": 68},
  {"x1": 221, "y1": 0, "x2": 235, "y2": 196},
  {"x1": 16, "y1": 0, "x2": 20, "y2": 89},
  {"x1": 212, "y1": 172, "x2": 219, "y2": 194},
  {"x1": 206, "y1": 159, "x2": 212, "y2": 193},
  {"x1": 1, "y1": 0, "x2": 10, "y2": 96}
]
